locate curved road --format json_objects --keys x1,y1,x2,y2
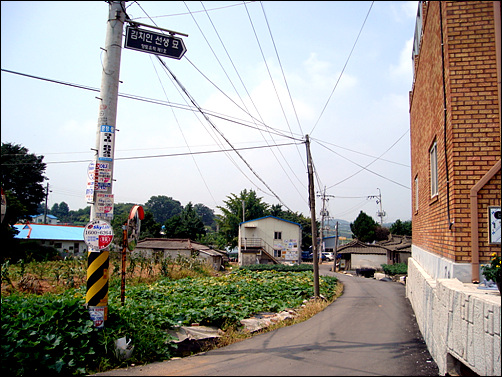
[{"x1": 96, "y1": 264, "x2": 439, "y2": 376}]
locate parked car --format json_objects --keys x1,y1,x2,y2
[
  {"x1": 323, "y1": 252, "x2": 334, "y2": 261},
  {"x1": 301, "y1": 251, "x2": 313, "y2": 262}
]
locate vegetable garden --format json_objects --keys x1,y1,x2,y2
[{"x1": 1, "y1": 255, "x2": 338, "y2": 375}]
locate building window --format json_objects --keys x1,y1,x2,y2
[
  {"x1": 430, "y1": 141, "x2": 438, "y2": 197},
  {"x1": 414, "y1": 175, "x2": 419, "y2": 212},
  {"x1": 274, "y1": 250, "x2": 282, "y2": 258},
  {"x1": 274, "y1": 231, "x2": 282, "y2": 240}
]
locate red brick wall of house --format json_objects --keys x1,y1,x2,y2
[{"x1": 410, "y1": 1, "x2": 501, "y2": 264}]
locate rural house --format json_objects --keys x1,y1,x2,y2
[
  {"x1": 238, "y1": 215, "x2": 302, "y2": 266},
  {"x1": 407, "y1": 2, "x2": 501, "y2": 375},
  {"x1": 13, "y1": 223, "x2": 87, "y2": 257},
  {"x1": 28, "y1": 214, "x2": 60, "y2": 225},
  {"x1": 134, "y1": 238, "x2": 228, "y2": 271}
]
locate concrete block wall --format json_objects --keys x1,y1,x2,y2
[{"x1": 407, "y1": 257, "x2": 501, "y2": 376}]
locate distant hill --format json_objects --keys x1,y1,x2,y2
[{"x1": 324, "y1": 219, "x2": 353, "y2": 239}]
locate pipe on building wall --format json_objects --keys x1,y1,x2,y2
[
  {"x1": 470, "y1": 160, "x2": 501, "y2": 283},
  {"x1": 439, "y1": 1, "x2": 454, "y2": 231}
]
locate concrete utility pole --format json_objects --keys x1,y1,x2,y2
[
  {"x1": 317, "y1": 186, "x2": 335, "y2": 258},
  {"x1": 369, "y1": 188, "x2": 385, "y2": 225},
  {"x1": 43, "y1": 182, "x2": 50, "y2": 224},
  {"x1": 332, "y1": 221, "x2": 339, "y2": 272},
  {"x1": 305, "y1": 135, "x2": 319, "y2": 297},
  {"x1": 86, "y1": 1, "x2": 126, "y2": 328}
]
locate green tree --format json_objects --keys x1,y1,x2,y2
[
  {"x1": 51, "y1": 201, "x2": 69, "y2": 222},
  {"x1": 1, "y1": 142, "x2": 47, "y2": 223},
  {"x1": 216, "y1": 189, "x2": 270, "y2": 248},
  {"x1": 194, "y1": 203, "x2": 215, "y2": 229},
  {"x1": 390, "y1": 219, "x2": 412, "y2": 236},
  {"x1": 144, "y1": 195, "x2": 182, "y2": 224},
  {"x1": 1, "y1": 143, "x2": 47, "y2": 260},
  {"x1": 350, "y1": 211, "x2": 378, "y2": 243},
  {"x1": 164, "y1": 202, "x2": 206, "y2": 240}
]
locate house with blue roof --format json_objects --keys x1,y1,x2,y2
[
  {"x1": 29, "y1": 214, "x2": 59, "y2": 224},
  {"x1": 238, "y1": 215, "x2": 302, "y2": 266},
  {"x1": 14, "y1": 223, "x2": 87, "y2": 257}
]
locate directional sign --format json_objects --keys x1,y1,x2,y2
[{"x1": 124, "y1": 26, "x2": 186, "y2": 60}]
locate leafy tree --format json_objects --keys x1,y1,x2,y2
[
  {"x1": 164, "y1": 202, "x2": 206, "y2": 240},
  {"x1": 51, "y1": 201, "x2": 69, "y2": 222},
  {"x1": 1, "y1": 142, "x2": 47, "y2": 260},
  {"x1": 216, "y1": 189, "x2": 270, "y2": 248},
  {"x1": 144, "y1": 195, "x2": 182, "y2": 224},
  {"x1": 375, "y1": 225, "x2": 390, "y2": 241},
  {"x1": 194, "y1": 203, "x2": 215, "y2": 229},
  {"x1": 350, "y1": 211, "x2": 378, "y2": 243},
  {"x1": 1, "y1": 142, "x2": 47, "y2": 224},
  {"x1": 390, "y1": 219, "x2": 412, "y2": 236}
]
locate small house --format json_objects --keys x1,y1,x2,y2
[
  {"x1": 13, "y1": 223, "x2": 87, "y2": 257},
  {"x1": 238, "y1": 216, "x2": 302, "y2": 266},
  {"x1": 134, "y1": 238, "x2": 227, "y2": 271}
]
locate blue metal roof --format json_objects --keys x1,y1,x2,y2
[
  {"x1": 14, "y1": 223, "x2": 85, "y2": 241},
  {"x1": 240, "y1": 215, "x2": 302, "y2": 229}
]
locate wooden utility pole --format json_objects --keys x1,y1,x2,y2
[{"x1": 305, "y1": 135, "x2": 319, "y2": 297}]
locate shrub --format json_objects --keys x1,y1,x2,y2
[{"x1": 381, "y1": 263, "x2": 407, "y2": 276}]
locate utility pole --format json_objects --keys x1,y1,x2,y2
[
  {"x1": 368, "y1": 188, "x2": 385, "y2": 225},
  {"x1": 317, "y1": 186, "x2": 335, "y2": 260},
  {"x1": 43, "y1": 182, "x2": 50, "y2": 224},
  {"x1": 332, "y1": 221, "x2": 339, "y2": 272},
  {"x1": 305, "y1": 135, "x2": 319, "y2": 297},
  {"x1": 85, "y1": 1, "x2": 126, "y2": 328}
]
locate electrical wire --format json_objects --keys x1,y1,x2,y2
[{"x1": 309, "y1": 1, "x2": 374, "y2": 135}]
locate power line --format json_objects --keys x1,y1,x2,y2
[
  {"x1": 0, "y1": 68, "x2": 301, "y2": 141},
  {"x1": 309, "y1": 1, "x2": 374, "y2": 135},
  {"x1": 1, "y1": 142, "x2": 300, "y2": 165}
]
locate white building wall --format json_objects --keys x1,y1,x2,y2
[
  {"x1": 407, "y1": 256, "x2": 501, "y2": 376},
  {"x1": 351, "y1": 254, "x2": 387, "y2": 269},
  {"x1": 239, "y1": 217, "x2": 301, "y2": 264}
]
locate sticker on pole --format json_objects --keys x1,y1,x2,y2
[{"x1": 84, "y1": 219, "x2": 114, "y2": 251}]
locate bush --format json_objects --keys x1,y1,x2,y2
[{"x1": 381, "y1": 263, "x2": 407, "y2": 276}]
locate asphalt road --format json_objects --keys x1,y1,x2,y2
[{"x1": 95, "y1": 264, "x2": 439, "y2": 376}]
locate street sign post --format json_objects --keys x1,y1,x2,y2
[{"x1": 124, "y1": 26, "x2": 186, "y2": 60}]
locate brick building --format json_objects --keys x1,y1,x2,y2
[
  {"x1": 407, "y1": 2, "x2": 500, "y2": 375},
  {"x1": 409, "y1": 0, "x2": 500, "y2": 282}
]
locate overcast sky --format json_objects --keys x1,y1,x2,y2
[{"x1": 1, "y1": 1, "x2": 418, "y2": 224}]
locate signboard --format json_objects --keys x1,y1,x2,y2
[
  {"x1": 84, "y1": 219, "x2": 114, "y2": 251},
  {"x1": 127, "y1": 205, "x2": 144, "y2": 251},
  {"x1": 96, "y1": 193, "x2": 114, "y2": 220},
  {"x1": 85, "y1": 161, "x2": 97, "y2": 203},
  {"x1": 124, "y1": 26, "x2": 186, "y2": 60},
  {"x1": 98, "y1": 125, "x2": 115, "y2": 162},
  {"x1": 489, "y1": 206, "x2": 501, "y2": 244}
]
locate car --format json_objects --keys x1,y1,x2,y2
[
  {"x1": 301, "y1": 251, "x2": 313, "y2": 262},
  {"x1": 323, "y1": 252, "x2": 334, "y2": 261}
]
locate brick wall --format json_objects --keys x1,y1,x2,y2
[{"x1": 410, "y1": 1, "x2": 501, "y2": 264}]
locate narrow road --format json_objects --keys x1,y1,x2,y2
[{"x1": 96, "y1": 264, "x2": 439, "y2": 376}]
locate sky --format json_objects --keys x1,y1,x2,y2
[{"x1": 1, "y1": 1, "x2": 419, "y2": 224}]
